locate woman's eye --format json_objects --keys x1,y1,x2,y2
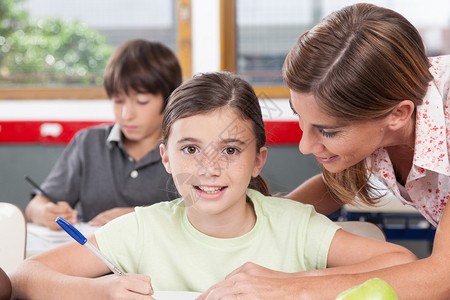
[
  {"x1": 320, "y1": 130, "x2": 337, "y2": 138},
  {"x1": 182, "y1": 146, "x2": 198, "y2": 154}
]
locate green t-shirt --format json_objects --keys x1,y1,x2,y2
[{"x1": 95, "y1": 189, "x2": 339, "y2": 292}]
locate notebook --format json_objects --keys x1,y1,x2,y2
[
  {"x1": 152, "y1": 291, "x2": 201, "y2": 300},
  {"x1": 27, "y1": 222, "x2": 100, "y2": 243}
]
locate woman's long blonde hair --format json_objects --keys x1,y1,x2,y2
[{"x1": 282, "y1": 3, "x2": 433, "y2": 205}]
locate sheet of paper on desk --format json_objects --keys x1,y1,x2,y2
[
  {"x1": 152, "y1": 291, "x2": 201, "y2": 300},
  {"x1": 27, "y1": 222, "x2": 101, "y2": 243}
]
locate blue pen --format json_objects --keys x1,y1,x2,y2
[{"x1": 56, "y1": 217, "x2": 126, "y2": 276}]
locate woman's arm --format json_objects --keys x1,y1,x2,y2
[
  {"x1": 286, "y1": 174, "x2": 343, "y2": 215},
  {"x1": 10, "y1": 236, "x2": 152, "y2": 300},
  {"x1": 198, "y1": 204, "x2": 450, "y2": 300}
]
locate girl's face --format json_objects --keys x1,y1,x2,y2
[
  {"x1": 112, "y1": 91, "x2": 164, "y2": 143},
  {"x1": 290, "y1": 91, "x2": 389, "y2": 173},
  {"x1": 160, "y1": 107, "x2": 267, "y2": 217}
]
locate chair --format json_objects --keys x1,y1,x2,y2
[
  {"x1": 335, "y1": 221, "x2": 386, "y2": 242},
  {"x1": 0, "y1": 202, "x2": 27, "y2": 274}
]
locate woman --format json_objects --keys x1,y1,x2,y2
[{"x1": 199, "y1": 3, "x2": 450, "y2": 299}]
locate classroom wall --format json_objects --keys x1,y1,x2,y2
[
  {"x1": 0, "y1": 144, "x2": 319, "y2": 212},
  {"x1": 0, "y1": 145, "x2": 65, "y2": 211}
]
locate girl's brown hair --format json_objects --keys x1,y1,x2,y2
[
  {"x1": 104, "y1": 39, "x2": 182, "y2": 112},
  {"x1": 162, "y1": 72, "x2": 270, "y2": 196},
  {"x1": 282, "y1": 3, "x2": 433, "y2": 205}
]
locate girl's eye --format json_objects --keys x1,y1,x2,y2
[
  {"x1": 182, "y1": 146, "x2": 198, "y2": 154},
  {"x1": 223, "y1": 147, "x2": 239, "y2": 155},
  {"x1": 320, "y1": 130, "x2": 337, "y2": 138}
]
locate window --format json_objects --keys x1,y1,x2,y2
[
  {"x1": 222, "y1": 0, "x2": 450, "y2": 99},
  {"x1": 0, "y1": 0, "x2": 192, "y2": 99}
]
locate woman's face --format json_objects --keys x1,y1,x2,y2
[{"x1": 290, "y1": 91, "x2": 389, "y2": 173}]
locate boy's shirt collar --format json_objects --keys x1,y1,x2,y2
[{"x1": 106, "y1": 123, "x2": 123, "y2": 149}]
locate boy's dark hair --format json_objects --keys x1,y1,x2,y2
[{"x1": 104, "y1": 39, "x2": 182, "y2": 112}]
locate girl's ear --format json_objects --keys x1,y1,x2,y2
[
  {"x1": 159, "y1": 144, "x2": 171, "y2": 174},
  {"x1": 252, "y1": 146, "x2": 268, "y2": 177},
  {"x1": 387, "y1": 100, "x2": 415, "y2": 131}
]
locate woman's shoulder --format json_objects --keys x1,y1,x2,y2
[
  {"x1": 429, "y1": 55, "x2": 450, "y2": 66},
  {"x1": 429, "y1": 55, "x2": 450, "y2": 87}
]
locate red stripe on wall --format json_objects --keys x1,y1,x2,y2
[
  {"x1": 0, "y1": 120, "x2": 302, "y2": 145},
  {"x1": 265, "y1": 121, "x2": 302, "y2": 145},
  {"x1": 0, "y1": 121, "x2": 112, "y2": 144}
]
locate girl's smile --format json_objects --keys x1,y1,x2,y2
[{"x1": 194, "y1": 185, "x2": 228, "y2": 199}]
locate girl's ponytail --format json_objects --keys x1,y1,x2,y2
[{"x1": 249, "y1": 175, "x2": 270, "y2": 196}]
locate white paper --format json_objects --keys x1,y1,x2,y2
[
  {"x1": 27, "y1": 222, "x2": 100, "y2": 243},
  {"x1": 152, "y1": 291, "x2": 201, "y2": 300}
]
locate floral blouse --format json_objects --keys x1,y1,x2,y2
[{"x1": 368, "y1": 55, "x2": 450, "y2": 227}]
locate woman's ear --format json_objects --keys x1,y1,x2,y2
[
  {"x1": 387, "y1": 100, "x2": 415, "y2": 131},
  {"x1": 159, "y1": 144, "x2": 171, "y2": 174},
  {"x1": 252, "y1": 146, "x2": 268, "y2": 177}
]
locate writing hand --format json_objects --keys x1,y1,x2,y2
[
  {"x1": 92, "y1": 273, "x2": 154, "y2": 299},
  {"x1": 43, "y1": 201, "x2": 77, "y2": 230}
]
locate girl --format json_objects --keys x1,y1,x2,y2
[{"x1": 11, "y1": 72, "x2": 416, "y2": 299}]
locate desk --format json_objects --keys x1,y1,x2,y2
[
  {"x1": 152, "y1": 291, "x2": 201, "y2": 300},
  {"x1": 26, "y1": 223, "x2": 100, "y2": 257}
]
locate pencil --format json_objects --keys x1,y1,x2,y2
[{"x1": 24, "y1": 175, "x2": 54, "y2": 201}]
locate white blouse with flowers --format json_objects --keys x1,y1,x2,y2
[{"x1": 368, "y1": 55, "x2": 450, "y2": 227}]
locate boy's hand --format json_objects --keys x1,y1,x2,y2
[{"x1": 42, "y1": 201, "x2": 78, "y2": 230}]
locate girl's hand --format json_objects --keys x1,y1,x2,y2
[{"x1": 91, "y1": 273, "x2": 154, "y2": 299}]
